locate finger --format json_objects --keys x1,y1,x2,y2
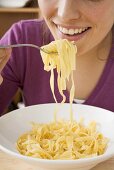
[
  {"x1": 0, "y1": 55, "x2": 10, "y2": 71},
  {"x1": 0, "y1": 48, "x2": 12, "y2": 57},
  {"x1": 0, "y1": 48, "x2": 12, "y2": 71},
  {"x1": 5, "y1": 48, "x2": 12, "y2": 56},
  {"x1": 0, "y1": 74, "x2": 3, "y2": 85},
  {"x1": 0, "y1": 48, "x2": 5, "y2": 55},
  {"x1": 0, "y1": 56, "x2": 5, "y2": 63}
]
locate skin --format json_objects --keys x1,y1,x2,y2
[
  {"x1": 38, "y1": 0, "x2": 114, "y2": 100},
  {"x1": 0, "y1": 48, "x2": 11, "y2": 84}
]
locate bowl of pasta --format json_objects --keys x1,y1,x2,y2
[{"x1": 0, "y1": 103, "x2": 114, "y2": 170}]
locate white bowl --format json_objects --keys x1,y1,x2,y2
[
  {"x1": 0, "y1": 0, "x2": 30, "y2": 8},
  {"x1": 0, "y1": 104, "x2": 114, "y2": 170}
]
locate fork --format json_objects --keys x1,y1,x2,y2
[{"x1": 0, "y1": 43, "x2": 54, "y2": 54}]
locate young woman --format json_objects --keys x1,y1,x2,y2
[{"x1": 0, "y1": 0, "x2": 114, "y2": 115}]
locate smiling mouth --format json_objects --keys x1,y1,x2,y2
[{"x1": 57, "y1": 25, "x2": 91, "y2": 36}]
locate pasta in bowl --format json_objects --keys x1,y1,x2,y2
[{"x1": 0, "y1": 103, "x2": 114, "y2": 170}]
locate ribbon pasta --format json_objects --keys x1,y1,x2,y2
[
  {"x1": 40, "y1": 39, "x2": 77, "y2": 121},
  {"x1": 40, "y1": 39, "x2": 77, "y2": 104},
  {"x1": 17, "y1": 120, "x2": 108, "y2": 160}
]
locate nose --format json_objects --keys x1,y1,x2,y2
[{"x1": 57, "y1": 0, "x2": 81, "y2": 21}]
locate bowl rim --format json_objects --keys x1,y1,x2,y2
[{"x1": 1, "y1": 103, "x2": 114, "y2": 118}]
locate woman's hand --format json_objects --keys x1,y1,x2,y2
[{"x1": 0, "y1": 48, "x2": 12, "y2": 84}]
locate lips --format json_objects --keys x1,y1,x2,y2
[{"x1": 56, "y1": 25, "x2": 91, "y2": 41}]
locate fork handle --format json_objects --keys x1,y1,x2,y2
[
  {"x1": 0, "y1": 44, "x2": 50, "y2": 54},
  {"x1": 0, "y1": 44, "x2": 41, "y2": 50}
]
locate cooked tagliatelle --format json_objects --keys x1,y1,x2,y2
[
  {"x1": 17, "y1": 39, "x2": 108, "y2": 160},
  {"x1": 17, "y1": 120, "x2": 108, "y2": 160},
  {"x1": 40, "y1": 39, "x2": 77, "y2": 121},
  {"x1": 40, "y1": 39, "x2": 76, "y2": 104}
]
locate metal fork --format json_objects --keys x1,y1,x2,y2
[{"x1": 0, "y1": 43, "x2": 54, "y2": 54}]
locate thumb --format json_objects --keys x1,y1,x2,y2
[
  {"x1": 0, "y1": 74, "x2": 3, "y2": 85},
  {"x1": 5, "y1": 48, "x2": 12, "y2": 56}
]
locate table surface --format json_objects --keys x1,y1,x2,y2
[{"x1": 0, "y1": 151, "x2": 114, "y2": 170}]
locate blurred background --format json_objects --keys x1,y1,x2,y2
[
  {"x1": 0, "y1": 0, "x2": 40, "y2": 113},
  {"x1": 0, "y1": 0, "x2": 39, "y2": 37}
]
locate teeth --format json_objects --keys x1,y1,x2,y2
[
  {"x1": 78, "y1": 28, "x2": 83, "y2": 33},
  {"x1": 69, "y1": 29, "x2": 75, "y2": 35},
  {"x1": 58, "y1": 26, "x2": 88, "y2": 35},
  {"x1": 62, "y1": 28, "x2": 68, "y2": 34},
  {"x1": 75, "y1": 29, "x2": 79, "y2": 34}
]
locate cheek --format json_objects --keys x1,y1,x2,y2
[
  {"x1": 40, "y1": 8, "x2": 53, "y2": 18},
  {"x1": 38, "y1": 1, "x2": 56, "y2": 19},
  {"x1": 83, "y1": 1, "x2": 114, "y2": 26}
]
